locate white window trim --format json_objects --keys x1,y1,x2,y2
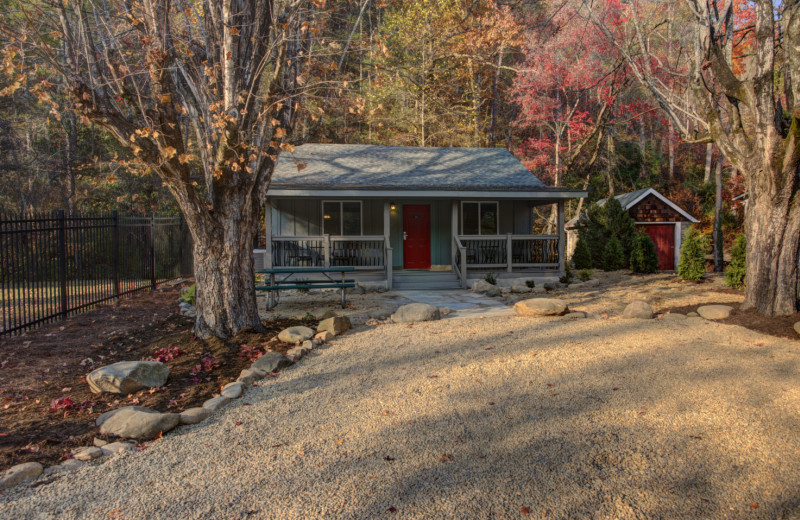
[
  {"x1": 322, "y1": 200, "x2": 363, "y2": 236},
  {"x1": 460, "y1": 201, "x2": 500, "y2": 236}
]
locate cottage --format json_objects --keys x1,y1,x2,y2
[
  {"x1": 567, "y1": 188, "x2": 699, "y2": 271},
  {"x1": 256, "y1": 144, "x2": 586, "y2": 290}
]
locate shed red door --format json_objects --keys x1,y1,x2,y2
[
  {"x1": 403, "y1": 204, "x2": 431, "y2": 269},
  {"x1": 638, "y1": 224, "x2": 675, "y2": 270}
]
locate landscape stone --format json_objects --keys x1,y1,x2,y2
[
  {"x1": 286, "y1": 347, "x2": 305, "y2": 361},
  {"x1": 98, "y1": 406, "x2": 180, "y2": 440},
  {"x1": 315, "y1": 331, "x2": 334, "y2": 343},
  {"x1": 93, "y1": 438, "x2": 108, "y2": 447},
  {"x1": 794, "y1": 321, "x2": 800, "y2": 337},
  {"x1": 514, "y1": 298, "x2": 568, "y2": 317},
  {"x1": 237, "y1": 368, "x2": 266, "y2": 385},
  {"x1": 661, "y1": 313, "x2": 687, "y2": 321},
  {"x1": 317, "y1": 316, "x2": 351, "y2": 336},
  {"x1": 391, "y1": 303, "x2": 441, "y2": 323},
  {"x1": 622, "y1": 300, "x2": 654, "y2": 319},
  {"x1": 179, "y1": 407, "x2": 211, "y2": 425},
  {"x1": 96, "y1": 405, "x2": 153, "y2": 427},
  {"x1": 696, "y1": 305, "x2": 734, "y2": 320},
  {"x1": 278, "y1": 326, "x2": 315, "y2": 343},
  {"x1": 73, "y1": 447, "x2": 104, "y2": 461},
  {"x1": 302, "y1": 340, "x2": 314, "y2": 351},
  {"x1": 202, "y1": 395, "x2": 231, "y2": 412},
  {"x1": 100, "y1": 442, "x2": 135, "y2": 456},
  {"x1": 56, "y1": 459, "x2": 86, "y2": 473},
  {"x1": 221, "y1": 382, "x2": 243, "y2": 399},
  {"x1": 251, "y1": 351, "x2": 292, "y2": 373},
  {"x1": 439, "y1": 307, "x2": 452, "y2": 316},
  {"x1": 564, "y1": 311, "x2": 587, "y2": 319},
  {"x1": 471, "y1": 279, "x2": 501, "y2": 297},
  {"x1": 0, "y1": 462, "x2": 43, "y2": 490},
  {"x1": 510, "y1": 279, "x2": 533, "y2": 293},
  {"x1": 319, "y1": 310, "x2": 338, "y2": 320},
  {"x1": 687, "y1": 312, "x2": 699, "y2": 317},
  {"x1": 87, "y1": 361, "x2": 169, "y2": 394}
]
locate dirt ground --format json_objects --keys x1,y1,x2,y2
[{"x1": 0, "y1": 285, "x2": 315, "y2": 472}]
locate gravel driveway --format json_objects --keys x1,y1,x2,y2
[{"x1": 3, "y1": 314, "x2": 800, "y2": 519}]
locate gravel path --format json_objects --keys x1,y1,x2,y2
[{"x1": 3, "y1": 313, "x2": 800, "y2": 519}]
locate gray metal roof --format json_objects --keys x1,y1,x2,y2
[{"x1": 270, "y1": 144, "x2": 576, "y2": 192}]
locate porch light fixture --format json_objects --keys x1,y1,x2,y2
[
  {"x1": 390, "y1": 202, "x2": 396, "y2": 211},
  {"x1": 323, "y1": 214, "x2": 331, "y2": 219}
]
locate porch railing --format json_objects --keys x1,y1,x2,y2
[
  {"x1": 453, "y1": 234, "x2": 559, "y2": 287},
  {"x1": 270, "y1": 235, "x2": 386, "y2": 270}
]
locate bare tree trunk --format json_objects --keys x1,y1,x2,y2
[
  {"x1": 638, "y1": 120, "x2": 647, "y2": 179},
  {"x1": 703, "y1": 143, "x2": 713, "y2": 183},
  {"x1": 667, "y1": 121, "x2": 675, "y2": 181},
  {"x1": 713, "y1": 157, "x2": 723, "y2": 272}
]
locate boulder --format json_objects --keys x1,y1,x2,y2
[
  {"x1": 221, "y1": 382, "x2": 243, "y2": 399},
  {"x1": 237, "y1": 368, "x2": 266, "y2": 385},
  {"x1": 251, "y1": 351, "x2": 292, "y2": 374},
  {"x1": 87, "y1": 361, "x2": 169, "y2": 394},
  {"x1": 622, "y1": 301, "x2": 654, "y2": 319},
  {"x1": 96, "y1": 405, "x2": 153, "y2": 427},
  {"x1": 472, "y1": 279, "x2": 501, "y2": 297},
  {"x1": 568, "y1": 282, "x2": 585, "y2": 289},
  {"x1": 661, "y1": 313, "x2": 687, "y2": 321},
  {"x1": 563, "y1": 311, "x2": 587, "y2": 319},
  {"x1": 93, "y1": 438, "x2": 108, "y2": 447},
  {"x1": 0, "y1": 462, "x2": 43, "y2": 489},
  {"x1": 180, "y1": 407, "x2": 211, "y2": 425},
  {"x1": 315, "y1": 331, "x2": 334, "y2": 344},
  {"x1": 202, "y1": 395, "x2": 231, "y2": 412},
  {"x1": 687, "y1": 312, "x2": 700, "y2": 317},
  {"x1": 319, "y1": 310, "x2": 338, "y2": 320},
  {"x1": 278, "y1": 326, "x2": 315, "y2": 344},
  {"x1": 514, "y1": 298, "x2": 568, "y2": 317},
  {"x1": 794, "y1": 321, "x2": 800, "y2": 338},
  {"x1": 317, "y1": 316, "x2": 351, "y2": 336},
  {"x1": 510, "y1": 279, "x2": 533, "y2": 293},
  {"x1": 696, "y1": 305, "x2": 734, "y2": 320},
  {"x1": 391, "y1": 303, "x2": 441, "y2": 323},
  {"x1": 98, "y1": 406, "x2": 180, "y2": 440},
  {"x1": 439, "y1": 307, "x2": 452, "y2": 316},
  {"x1": 73, "y1": 447, "x2": 104, "y2": 461}
]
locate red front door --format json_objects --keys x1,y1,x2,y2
[
  {"x1": 403, "y1": 204, "x2": 431, "y2": 269},
  {"x1": 638, "y1": 224, "x2": 675, "y2": 270}
]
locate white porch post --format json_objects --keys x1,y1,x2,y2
[
  {"x1": 264, "y1": 199, "x2": 273, "y2": 269},
  {"x1": 557, "y1": 200, "x2": 565, "y2": 274},
  {"x1": 384, "y1": 201, "x2": 392, "y2": 290}
]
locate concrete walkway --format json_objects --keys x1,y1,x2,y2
[{"x1": 392, "y1": 289, "x2": 513, "y2": 319}]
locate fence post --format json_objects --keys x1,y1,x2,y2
[
  {"x1": 150, "y1": 212, "x2": 156, "y2": 290},
  {"x1": 112, "y1": 211, "x2": 120, "y2": 298},
  {"x1": 57, "y1": 210, "x2": 68, "y2": 319},
  {"x1": 506, "y1": 233, "x2": 513, "y2": 273}
]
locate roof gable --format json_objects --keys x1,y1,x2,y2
[
  {"x1": 270, "y1": 144, "x2": 553, "y2": 191},
  {"x1": 567, "y1": 187, "x2": 698, "y2": 226}
]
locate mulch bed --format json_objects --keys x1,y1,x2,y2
[
  {"x1": 0, "y1": 285, "x2": 315, "y2": 472},
  {"x1": 664, "y1": 302, "x2": 800, "y2": 340}
]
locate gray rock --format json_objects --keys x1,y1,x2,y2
[
  {"x1": 439, "y1": 307, "x2": 452, "y2": 316},
  {"x1": 563, "y1": 311, "x2": 588, "y2": 319},
  {"x1": 568, "y1": 282, "x2": 585, "y2": 289},
  {"x1": 98, "y1": 406, "x2": 180, "y2": 440},
  {"x1": 44, "y1": 459, "x2": 85, "y2": 476},
  {"x1": 622, "y1": 300, "x2": 654, "y2": 319},
  {"x1": 317, "y1": 316, "x2": 351, "y2": 336},
  {"x1": 543, "y1": 282, "x2": 562, "y2": 291},
  {"x1": 96, "y1": 405, "x2": 153, "y2": 427},
  {"x1": 179, "y1": 407, "x2": 211, "y2": 425},
  {"x1": 73, "y1": 447, "x2": 104, "y2": 461},
  {"x1": 100, "y1": 442, "x2": 135, "y2": 456},
  {"x1": 531, "y1": 287, "x2": 547, "y2": 294},
  {"x1": 302, "y1": 340, "x2": 314, "y2": 351},
  {"x1": 278, "y1": 326, "x2": 315, "y2": 343},
  {"x1": 315, "y1": 331, "x2": 334, "y2": 343},
  {"x1": 391, "y1": 303, "x2": 441, "y2": 323},
  {"x1": 356, "y1": 281, "x2": 388, "y2": 293},
  {"x1": 93, "y1": 437, "x2": 108, "y2": 447},
  {"x1": 582, "y1": 279, "x2": 601, "y2": 287},
  {"x1": 697, "y1": 305, "x2": 734, "y2": 320},
  {"x1": 510, "y1": 279, "x2": 533, "y2": 293},
  {"x1": 514, "y1": 298, "x2": 568, "y2": 317},
  {"x1": 221, "y1": 382, "x2": 243, "y2": 399},
  {"x1": 0, "y1": 462, "x2": 43, "y2": 490},
  {"x1": 319, "y1": 310, "x2": 338, "y2": 320},
  {"x1": 179, "y1": 302, "x2": 191, "y2": 309},
  {"x1": 794, "y1": 321, "x2": 800, "y2": 337},
  {"x1": 87, "y1": 361, "x2": 169, "y2": 394},
  {"x1": 472, "y1": 279, "x2": 501, "y2": 297},
  {"x1": 687, "y1": 311, "x2": 700, "y2": 317},
  {"x1": 661, "y1": 313, "x2": 687, "y2": 321},
  {"x1": 251, "y1": 351, "x2": 292, "y2": 373},
  {"x1": 202, "y1": 395, "x2": 231, "y2": 412},
  {"x1": 237, "y1": 368, "x2": 266, "y2": 385},
  {"x1": 286, "y1": 347, "x2": 305, "y2": 362}
]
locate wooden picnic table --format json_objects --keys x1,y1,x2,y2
[{"x1": 256, "y1": 267, "x2": 356, "y2": 309}]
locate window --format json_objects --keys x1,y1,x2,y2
[
  {"x1": 322, "y1": 201, "x2": 362, "y2": 235},
  {"x1": 461, "y1": 202, "x2": 498, "y2": 235}
]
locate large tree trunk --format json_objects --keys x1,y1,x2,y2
[
  {"x1": 742, "y1": 181, "x2": 800, "y2": 316},
  {"x1": 186, "y1": 189, "x2": 263, "y2": 338}
]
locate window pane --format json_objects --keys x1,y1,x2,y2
[
  {"x1": 323, "y1": 202, "x2": 341, "y2": 235},
  {"x1": 342, "y1": 202, "x2": 361, "y2": 235},
  {"x1": 463, "y1": 203, "x2": 479, "y2": 235},
  {"x1": 480, "y1": 203, "x2": 498, "y2": 235}
]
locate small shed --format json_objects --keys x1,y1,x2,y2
[{"x1": 567, "y1": 188, "x2": 699, "y2": 271}]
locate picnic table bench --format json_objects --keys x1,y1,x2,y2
[{"x1": 256, "y1": 267, "x2": 356, "y2": 309}]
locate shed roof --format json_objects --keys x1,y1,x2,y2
[
  {"x1": 270, "y1": 143, "x2": 580, "y2": 193},
  {"x1": 566, "y1": 187, "x2": 698, "y2": 227}
]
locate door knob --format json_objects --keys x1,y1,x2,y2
[{"x1": 403, "y1": 232, "x2": 408, "y2": 240}]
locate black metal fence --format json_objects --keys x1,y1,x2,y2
[{"x1": 0, "y1": 210, "x2": 193, "y2": 336}]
